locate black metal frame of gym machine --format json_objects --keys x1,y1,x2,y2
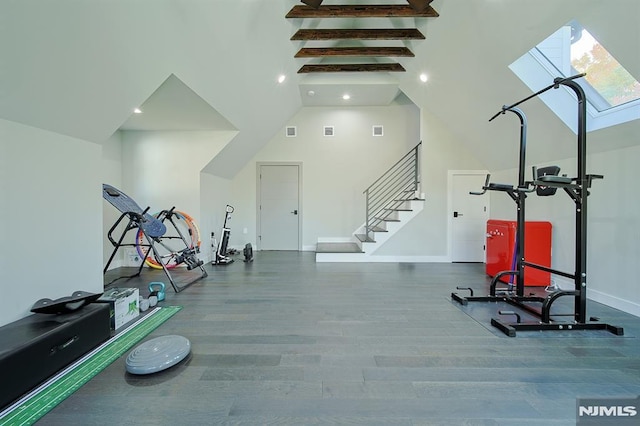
[
  {"x1": 451, "y1": 73, "x2": 624, "y2": 337},
  {"x1": 104, "y1": 206, "x2": 208, "y2": 293}
]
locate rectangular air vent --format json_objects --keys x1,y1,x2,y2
[
  {"x1": 286, "y1": 126, "x2": 297, "y2": 137},
  {"x1": 324, "y1": 126, "x2": 334, "y2": 137},
  {"x1": 373, "y1": 125, "x2": 384, "y2": 136}
]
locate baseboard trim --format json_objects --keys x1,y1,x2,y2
[
  {"x1": 552, "y1": 275, "x2": 639, "y2": 317},
  {"x1": 588, "y1": 288, "x2": 640, "y2": 318},
  {"x1": 316, "y1": 253, "x2": 449, "y2": 263}
]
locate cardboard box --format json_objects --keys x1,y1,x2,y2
[{"x1": 96, "y1": 288, "x2": 139, "y2": 330}]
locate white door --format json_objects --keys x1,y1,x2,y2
[
  {"x1": 451, "y1": 173, "x2": 489, "y2": 262},
  {"x1": 258, "y1": 164, "x2": 300, "y2": 250}
]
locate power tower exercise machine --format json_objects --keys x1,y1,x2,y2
[
  {"x1": 451, "y1": 106, "x2": 542, "y2": 304},
  {"x1": 103, "y1": 184, "x2": 207, "y2": 293},
  {"x1": 451, "y1": 74, "x2": 624, "y2": 337}
]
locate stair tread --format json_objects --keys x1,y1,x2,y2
[
  {"x1": 375, "y1": 217, "x2": 400, "y2": 222},
  {"x1": 355, "y1": 234, "x2": 375, "y2": 243},
  {"x1": 316, "y1": 242, "x2": 363, "y2": 253}
]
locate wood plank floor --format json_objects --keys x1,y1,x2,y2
[{"x1": 40, "y1": 252, "x2": 640, "y2": 425}]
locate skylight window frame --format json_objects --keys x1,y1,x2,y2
[
  {"x1": 510, "y1": 21, "x2": 640, "y2": 134},
  {"x1": 529, "y1": 47, "x2": 640, "y2": 116}
]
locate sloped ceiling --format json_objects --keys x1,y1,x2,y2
[
  {"x1": 401, "y1": 0, "x2": 640, "y2": 170},
  {"x1": 120, "y1": 74, "x2": 236, "y2": 131},
  {"x1": 0, "y1": 0, "x2": 302, "y2": 179},
  {"x1": 1, "y1": 0, "x2": 638, "y2": 177}
]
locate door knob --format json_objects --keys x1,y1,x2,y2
[
  {"x1": 453, "y1": 211, "x2": 463, "y2": 218},
  {"x1": 292, "y1": 210, "x2": 298, "y2": 215}
]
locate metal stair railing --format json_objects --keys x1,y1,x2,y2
[{"x1": 363, "y1": 142, "x2": 421, "y2": 242}]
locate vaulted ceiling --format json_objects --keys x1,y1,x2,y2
[
  {"x1": 290, "y1": 0, "x2": 439, "y2": 107},
  {"x1": 287, "y1": 2, "x2": 438, "y2": 74},
  {"x1": 1, "y1": 0, "x2": 638, "y2": 177}
]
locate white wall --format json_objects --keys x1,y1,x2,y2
[
  {"x1": 228, "y1": 102, "x2": 484, "y2": 258},
  {"x1": 200, "y1": 171, "x2": 233, "y2": 262},
  {"x1": 98, "y1": 99, "x2": 495, "y2": 269},
  {"x1": 588, "y1": 145, "x2": 640, "y2": 315},
  {"x1": 121, "y1": 131, "x2": 217, "y2": 214},
  {"x1": 229, "y1": 103, "x2": 420, "y2": 251},
  {"x1": 102, "y1": 130, "x2": 235, "y2": 267},
  {"x1": 0, "y1": 119, "x2": 103, "y2": 326},
  {"x1": 102, "y1": 131, "x2": 124, "y2": 268},
  {"x1": 374, "y1": 107, "x2": 486, "y2": 258}
]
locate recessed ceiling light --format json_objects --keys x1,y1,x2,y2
[
  {"x1": 419, "y1": 73, "x2": 429, "y2": 83},
  {"x1": 278, "y1": 75, "x2": 286, "y2": 84},
  {"x1": 133, "y1": 108, "x2": 143, "y2": 114},
  {"x1": 342, "y1": 94, "x2": 350, "y2": 100}
]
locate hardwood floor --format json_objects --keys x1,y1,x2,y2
[{"x1": 39, "y1": 251, "x2": 640, "y2": 425}]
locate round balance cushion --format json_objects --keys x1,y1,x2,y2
[{"x1": 125, "y1": 335, "x2": 191, "y2": 375}]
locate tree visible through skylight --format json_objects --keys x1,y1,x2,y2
[
  {"x1": 510, "y1": 20, "x2": 640, "y2": 132},
  {"x1": 538, "y1": 21, "x2": 640, "y2": 112}
]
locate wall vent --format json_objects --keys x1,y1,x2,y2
[
  {"x1": 323, "y1": 126, "x2": 334, "y2": 137},
  {"x1": 286, "y1": 126, "x2": 297, "y2": 137},
  {"x1": 372, "y1": 125, "x2": 384, "y2": 136}
]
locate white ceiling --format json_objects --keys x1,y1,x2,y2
[
  {"x1": 117, "y1": 2, "x2": 424, "y2": 131},
  {"x1": 119, "y1": 74, "x2": 237, "y2": 132},
  {"x1": 298, "y1": 72, "x2": 403, "y2": 106},
  {"x1": 2, "y1": 0, "x2": 638, "y2": 175},
  {"x1": 118, "y1": 72, "x2": 406, "y2": 132}
]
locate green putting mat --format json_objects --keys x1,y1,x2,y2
[{"x1": 0, "y1": 305, "x2": 182, "y2": 426}]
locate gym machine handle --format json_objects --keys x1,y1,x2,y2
[
  {"x1": 469, "y1": 174, "x2": 491, "y2": 195},
  {"x1": 518, "y1": 186, "x2": 535, "y2": 193}
]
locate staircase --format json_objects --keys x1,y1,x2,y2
[{"x1": 316, "y1": 142, "x2": 424, "y2": 262}]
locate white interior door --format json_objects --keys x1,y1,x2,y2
[
  {"x1": 451, "y1": 173, "x2": 489, "y2": 262},
  {"x1": 258, "y1": 164, "x2": 300, "y2": 250}
]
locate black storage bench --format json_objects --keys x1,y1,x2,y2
[{"x1": 0, "y1": 303, "x2": 111, "y2": 410}]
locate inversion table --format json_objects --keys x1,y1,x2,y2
[{"x1": 102, "y1": 184, "x2": 207, "y2": 293}]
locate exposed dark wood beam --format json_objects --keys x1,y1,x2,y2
[
  {"x1": 298, "y1": 63, "x2": 406, "y2": 73},
  {"x1": 291, "y1": 28, "x2": 425, "y2": 41},
  {"x1": 295, "y1": 47, "x2": 414, "y2": 58},
  {"x1": 300, "y1": 0, "x2": 434, "y2": 10},
  {"x1": 301, "y1": 0, "x2": 323, "y2": 7},
  {"x1": 407, "y1": 0, "x2": 433, "y2": 12},
  {"x1": 286, "y1": 5, "x2": 439, "y2": 18}
]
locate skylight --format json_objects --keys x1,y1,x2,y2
[{"x1": 510, "y1": 20, "x2": 640, "y2": 133}]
